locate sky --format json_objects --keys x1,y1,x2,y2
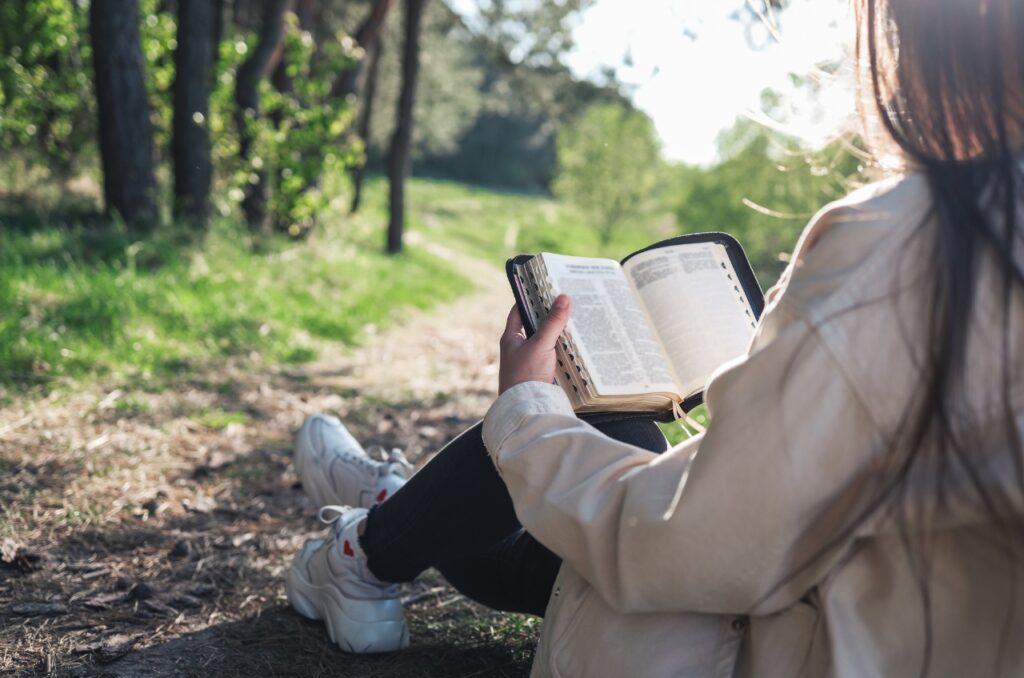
[{"x1": 452, "y1": 0, "x2": 855, "y2": 166}]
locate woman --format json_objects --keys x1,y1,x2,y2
[{"x1": 286, "y1": 0, "x2": 1024, "y2": 675}]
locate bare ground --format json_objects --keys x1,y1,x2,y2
[{"x1": 0, "y1": 239, "x2": 538, "y2": 677}]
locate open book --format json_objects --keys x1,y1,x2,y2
[{"x1": 507, "y1": 233, "x2": 764, "y2": 418}]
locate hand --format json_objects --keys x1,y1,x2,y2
[{"x1": 498, "y1": 295, "x2": 571, "y2": 395}]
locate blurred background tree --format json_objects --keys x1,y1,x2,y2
[
  {"x1": 385, "y1": 0, "x2": 428, "y2": 254},
  {"x1": 172, "y1": 0, "x2": 214, "y2": 228},
  {"x1": 0, "y1": 0, "x2": 636, "y2": 241},
  {"x1": 553, "y1": 103, "x2": 661, "y2": 246},
  {"x1": 0, "y1": 1, "x2": 96, "y2": 187},
  {"x1": 673, "y1": 112, "x2": 863, "y2": 279},
  {"x1": 0, "y1": 0, "x2": 856, "y2": 248},
  {"x1": 0, "y1": 0, "x2": 645, "y2": 243},
  {"x1": 89, "y1": 0, "x2": 159, "y2": 230}
]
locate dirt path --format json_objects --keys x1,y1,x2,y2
[{"x1": 0, "y1": 240, "x2": 537, "y2": 677}]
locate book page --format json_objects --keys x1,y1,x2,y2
[
  {"x1": 540, "y1": 253, "x2": 678, "y2": 397},
  {"x1": 623, "y1": 243, "x2": 757, "y2": 396}
]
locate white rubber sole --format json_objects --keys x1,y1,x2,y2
[{"x1": 286, "y1": 564, "x2": 409, "y2": 653}]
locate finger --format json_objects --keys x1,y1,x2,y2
[
  {"x1": 501, "y1": 305, "x2": 526, "y2": 344},
  {"x1": 533, "y1": 295, "x2": 571, "y2": 349}
]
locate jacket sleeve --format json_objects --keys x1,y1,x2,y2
[{"x1": 482, "y1": 275, "x2": 881, "y2": 617}]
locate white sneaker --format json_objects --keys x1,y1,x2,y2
[
  {"x1": 287, "y1": 505, "x2": 410, "y2": 653},
  {"x1": 294, "y1": 414, "x2": 411, "y2": 509}
]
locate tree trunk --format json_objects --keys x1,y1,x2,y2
[
  {"x1": 331, "y1": 0, "x2": 397, "y2": 99},
  {"x1": 268, "y1": 0, "x2": 315, "y2": 95},
  {"x1": 295, "y1": 0, "x2": 316, "y2": 32},
  {"x1": 89, "y1": 0, "x2": 157, "y2": 231},
  {"x1": 350, "y1": 37, "x2": 383, "y2": 214},
  {"x1": 211, "y1": 0, "x2": 225, "y2": 77},
  {"x1": 172, "y1": 0, "x2": 214, "y2": 228},
  {"x1": 231, "y1": 0, "x2": 244, "y2": 31},
  {"x1": 386, "y1": 0, "x2": 427, "y2": 255},
  {"x1": 234, "y1": 0, "x2": 293, "y2": 232}
]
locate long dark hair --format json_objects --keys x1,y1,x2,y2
[
  {"x1": 764, "y1": 1, "x2": 1024, "y2": 675},
  {"x1": 854, "y1": 0, "x2": 1024, "y2": 674}
]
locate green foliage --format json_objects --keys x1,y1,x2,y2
[
  {"x1": 0, "y1": 0, "x2": 623, "y2": 205},
  {"x1": 0, "y1": 0, "x2": 95, "y2": 184},
  {"x1": 672, "y1": 117, "x2": 863, "y2": 281},
  {"x1": 473, "y1": 0, "x2": 593, "y2": 69},
  {"x1": 1, "y1": 3, "x2": 362, "y2": 236},
  {"x1": 249, "y1": 17, "x2": 363, "y2": 235},
  {"x1": 208, "y1": 38, "x2": 246, "y2": 216},
  {"x1": 148, "y1": 7, "x2": 363, "y2": 235},
  {"x1": 0, "y1": 0, "x2": 179, "y2": 188},
  {"x1": 553, "y1": 104, "x2": 662, "y2": 245},
  {"x1": 354, "y1": 0, "x2": 623, "y2": 192},
  {"x1": 139, "y1": 0, "x2": 178, "y2": 161},
  {"x1": 367, "y1": 1, "x2": 485, "y2": 159}
]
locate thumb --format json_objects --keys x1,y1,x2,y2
[{"x1": 533, "y1": 295, "x2": 571, "y2": 348}]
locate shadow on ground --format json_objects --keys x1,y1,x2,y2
[
  {"x1": 91, "y1": 604, "x2": 534, "y2": 678},
  {"x1": 0, "y1": 366, "x2": 533, "y2": 677}
]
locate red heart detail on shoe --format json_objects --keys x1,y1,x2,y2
[
  {"x1": 343, "y1": 540, "x2": 354, "y2": 557},
  {"x1": 376, "y1": 489, "x2": 388, "y2": 503}
]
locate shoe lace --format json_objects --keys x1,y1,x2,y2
[
  {"x1": 328, "y1": 446, "x2": 376, "y2": 472},
  {"x1": 318, "y1": 504, "x2": 352, "y2": 535},
  {"x1": 318, "y1": 504, "x2": 349, "y2": 524},
  {"x1": 366, "y1": 445, "x2": 413, "y2": 478}
]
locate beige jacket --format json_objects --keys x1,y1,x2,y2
[{"x1": 482, "y1": 174, "x2": 1024, "y2": 678}]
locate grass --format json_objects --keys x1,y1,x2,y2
[
  {"x1": 0, "y1": 187, "x2": 472, "y2": 392},
  {"x1": 193, "y1": 407, "x2": 250, "y2": 429},
  {"x1": 393, "y1": 176, "x2": 789, "y2": 282},
  {"x1": 0, "y1": 174, "x2": 685, "y2": 395},
  {"x1": 658, "y1": 403, "x2": 710, "y2": 446},
  {"x1": 395, "y1": 176, "x2": 678, "y2": 265},
  {"x1": 114, "y1": 396, "x2": 150, "y2": 416}
]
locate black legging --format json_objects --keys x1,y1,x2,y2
[{"x1": 360, "y1": 418, "x2": 668, "y2": 616}]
